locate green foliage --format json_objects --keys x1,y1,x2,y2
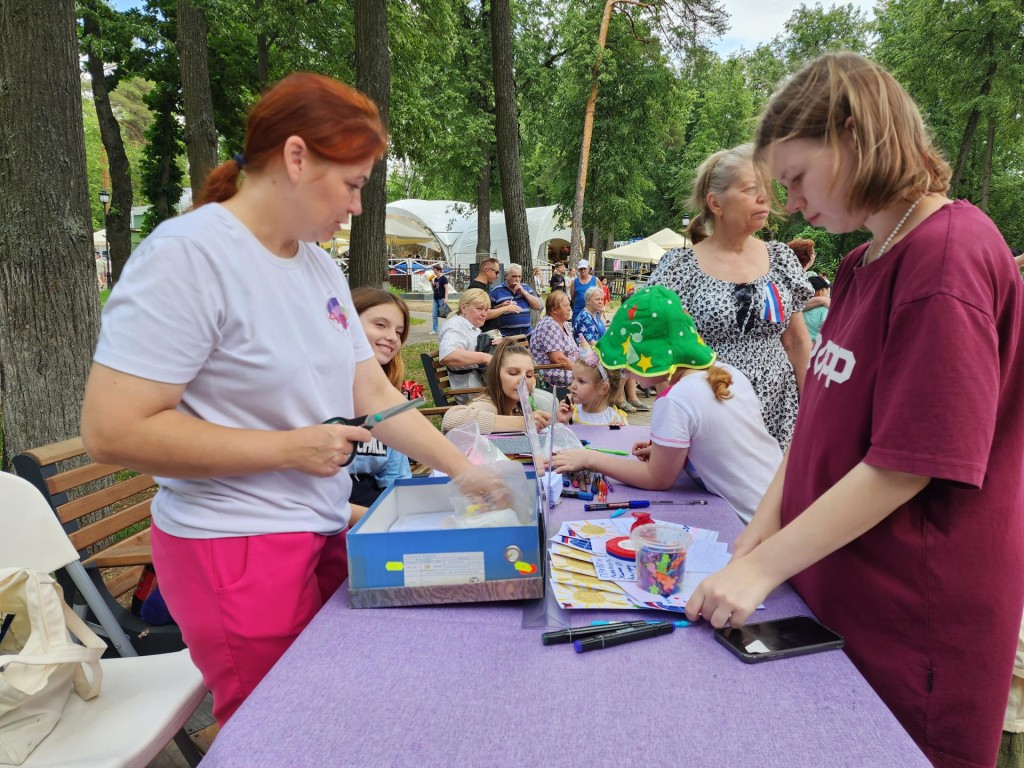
[
  {"x1": 68, "y1": 0, "x2": 1024, "y2": 260},
  {"x1": 137, "y1": 0, "x2": 185, "y2": 235},
  {"x1": 875, "y1": 0, "x2": 1024, "y2": 245},
  {"x1": 776, "y1": 2, "x2": 872, "y2": 69}
]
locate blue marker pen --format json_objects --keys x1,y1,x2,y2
[{"x1": 591, "y1": 619, "x2": 691, "y2": 629}]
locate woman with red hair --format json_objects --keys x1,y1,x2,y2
[{"x1": 81, "y1": 74, "x2": 480, "y2": 724}]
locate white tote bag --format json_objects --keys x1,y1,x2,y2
[{"x1": 0, "y1": 568, "x2": 105, "y2": 766}]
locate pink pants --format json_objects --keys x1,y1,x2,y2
[{"x1": 151, "y1": 525, "x2": 348, "y2": 725}]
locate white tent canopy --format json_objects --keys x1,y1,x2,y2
[
  {"x1": 385, "y1": 200, "x2": 475, "y2": 260},
  {"x1": 602, "y1": 238, "x2": 667, "y2": 264},
  {"x1": 646, "y1": 227, "x2": 690, "y2": 249},
  {"x1": 451, "y1": 204, "x2": 570, "y2": 266},
  {"x1": 333, "y1": 217, "x2": 435, "y2": 246}
]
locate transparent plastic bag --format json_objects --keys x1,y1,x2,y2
[
  {"x1": 445, "y1": 421, "x2": 510, "y2": 465},
  {"x1": 447, "y1": 462, "x2": 536, "y2": 528},
  {"x1": 539, "y1": 423, "x2": 583, "y2": 455}
]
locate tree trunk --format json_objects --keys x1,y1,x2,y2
[
  {"x1": 950, "y1": 28, "x2": 997, "y2": 195},
  {"x1": 349, "y1": 0, "x2": 390, "y2": 289},
  {"x1": 83, "y1": 5, "x2": 133, "y2": 285},
  {"x1": 257, "y1": 31, "x2": 270, "y2": 89},
  {"x1": 476, "y1": 141, "x2": 491, "y2": 261},
  {"x1": 568, "y1": 0, "x2": 614, "y2": 265},
  {"x1": 474, "y1": 1, "x2": 492, "y2": 264},
  {"x1": 490, "y1": 0, "x2": 532, "y2": 273},
  {"x1": 592, "y1": 225, "x2": 603, "y2": 267},
  {"x1": 0, "y1": 0, "x2": 99, "y2": 464},
  {"x1": 980, "y1": 116, "x2": 994, "y2": 212},
  {"x1": 177, "y1": 0, "x2": 219, "y2": 196}
]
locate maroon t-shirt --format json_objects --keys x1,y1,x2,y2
[{"x1": 782, "y1": 201, "x2": 1024, "y2": 768}]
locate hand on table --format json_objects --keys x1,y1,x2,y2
[
  {"x1": 287, "y1": 424, "x2": 371, "y2": 477},
  {"x1": 550, "y1": 448, "x2": 589, "y2": 474},
  {"x1": 684, "y1": 555, "x2": 778, "y2": 628}
]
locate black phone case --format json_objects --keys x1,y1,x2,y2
[{"x1": 714, "y1": 617, "x2": 845, "y2": 664}]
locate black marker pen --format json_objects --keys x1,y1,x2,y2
[
  {"x1": 573, "y1": 621, "x2": 675, "y2": 653},
  {"x1": 541, "y1": 620, "x2": 649, "y2": 646}
]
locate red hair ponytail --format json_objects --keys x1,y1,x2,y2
[{"x1": 196, "y1": 72, "x2": 388, "y2": 206}]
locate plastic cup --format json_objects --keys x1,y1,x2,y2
[{"x1": 631, "y1": 523, "x2": 693, "y2": 598}]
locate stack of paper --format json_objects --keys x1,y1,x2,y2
[{"x1": 548, "y1": 519, "x2": 732, "y2": 612}]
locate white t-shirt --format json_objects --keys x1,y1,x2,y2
[
  {"x1": 438, "y1": 313, "x2": 485, "y2": 399},
  {"x1": 650, "y1": 363, "x2": 782, "y2": 523},
  {"x1": 571, "y1": 404, "x2": 627, "y2": 426},
  {"x1": 94, "y1": 203, "x2": 374, "y2": 538}
]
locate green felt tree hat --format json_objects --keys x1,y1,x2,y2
[{"x1": 595, "y1": 285, "x2": 716, "y2": 376}]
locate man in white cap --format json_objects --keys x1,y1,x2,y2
[{"x1": 568, "y1": 259, "x2": 598, "y2": 321}]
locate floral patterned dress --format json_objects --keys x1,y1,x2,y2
[
  {"x1": 648, "y1": 241, "x2": 812, "y2": 449},
  {"x1": 530, "y1": 315, "x2": 580, "y2": 387}
]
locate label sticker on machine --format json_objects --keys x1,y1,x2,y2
[{"x1": 403, "y1": 552, "x2": 486, "y2": 587}]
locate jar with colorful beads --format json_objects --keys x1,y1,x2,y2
[{"x1": 630, "y1": 523, "x2": 692, "y2": 598}]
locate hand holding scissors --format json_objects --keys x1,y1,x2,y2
[{"x1": 324, "y1": 398, "x2": 425, "y2": 466}]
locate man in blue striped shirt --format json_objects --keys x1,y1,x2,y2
[{"x1": 489, "y1": 263, "x2": 542, "y2": 337}]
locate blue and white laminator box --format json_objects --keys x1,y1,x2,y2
[{"x1": 346, "y1": 474, "x2": 545, "y2": 608}]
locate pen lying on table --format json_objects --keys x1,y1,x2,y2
[
  {"x1": 584, "y1": 500, "x2": 709, "y2": 512},
  {"x1": 585, "y1": 446, "x2": 630, "y2": 456},
  {"x1": 574, "y1": 621, "x2": 676, "y2": 653},
  {"x1": 542, "y1": 619, "x2": 691, "y2": 646}
]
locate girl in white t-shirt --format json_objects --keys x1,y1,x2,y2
[
  {"x1": 551, "y1": 286, "x2": 781, "y2": 522},
  {"x1": 557, "y1": 351, "x2": 629, "y2": 426}
]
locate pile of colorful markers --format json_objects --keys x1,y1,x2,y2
[{"x1": 541, "y1": 619, "x2": 690, "y2": 654}]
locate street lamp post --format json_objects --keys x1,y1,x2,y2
[{"x1": 99, "y1": 189, "x2": 111, "y2": 289}]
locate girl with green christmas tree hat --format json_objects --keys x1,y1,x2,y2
[{"x1": 552, "y1": 285, "x2": 782, "y2": 523}]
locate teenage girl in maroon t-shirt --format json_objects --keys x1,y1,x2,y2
[{"x1": 686, "y1": 53, "x2": 1024, "y2": 768}]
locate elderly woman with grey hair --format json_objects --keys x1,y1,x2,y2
[{"x1": 571, "y1": 286, "x2": 607, "y2": 345}]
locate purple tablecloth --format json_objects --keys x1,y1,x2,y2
[{"x1": 200, "y1": 426, "x2": 928, "y2": 767}]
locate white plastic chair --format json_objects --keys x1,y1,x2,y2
[{"x1": 0, "y1": 470, "x2": 207, "y2": 767}]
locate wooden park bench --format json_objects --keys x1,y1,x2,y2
[{"x1": 13, "y1": 437, "x2": 185, "y2": 656}]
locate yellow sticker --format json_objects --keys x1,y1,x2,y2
[{"x1": 385, "y1": 561, "x2": 404, "y2": 572}]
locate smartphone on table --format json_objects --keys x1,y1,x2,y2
[{"x1": 715, "y1": 615, "x2": 844, "y2": 664}]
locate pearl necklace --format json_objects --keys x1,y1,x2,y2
[{"x1": 860, "y1": 195, "x2": 925, "y2": 267}]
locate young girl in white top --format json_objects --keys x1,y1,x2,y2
[
  {"x1": 551, "y1": 286, "x2": 781, "y2": 522},
  {"x1": 557, "y1": 350, "x2": 629, "y2": 426}
]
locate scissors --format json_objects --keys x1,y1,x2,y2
[{"x1": 323, "y1": 397, "x2": 425, "y2": 466}]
